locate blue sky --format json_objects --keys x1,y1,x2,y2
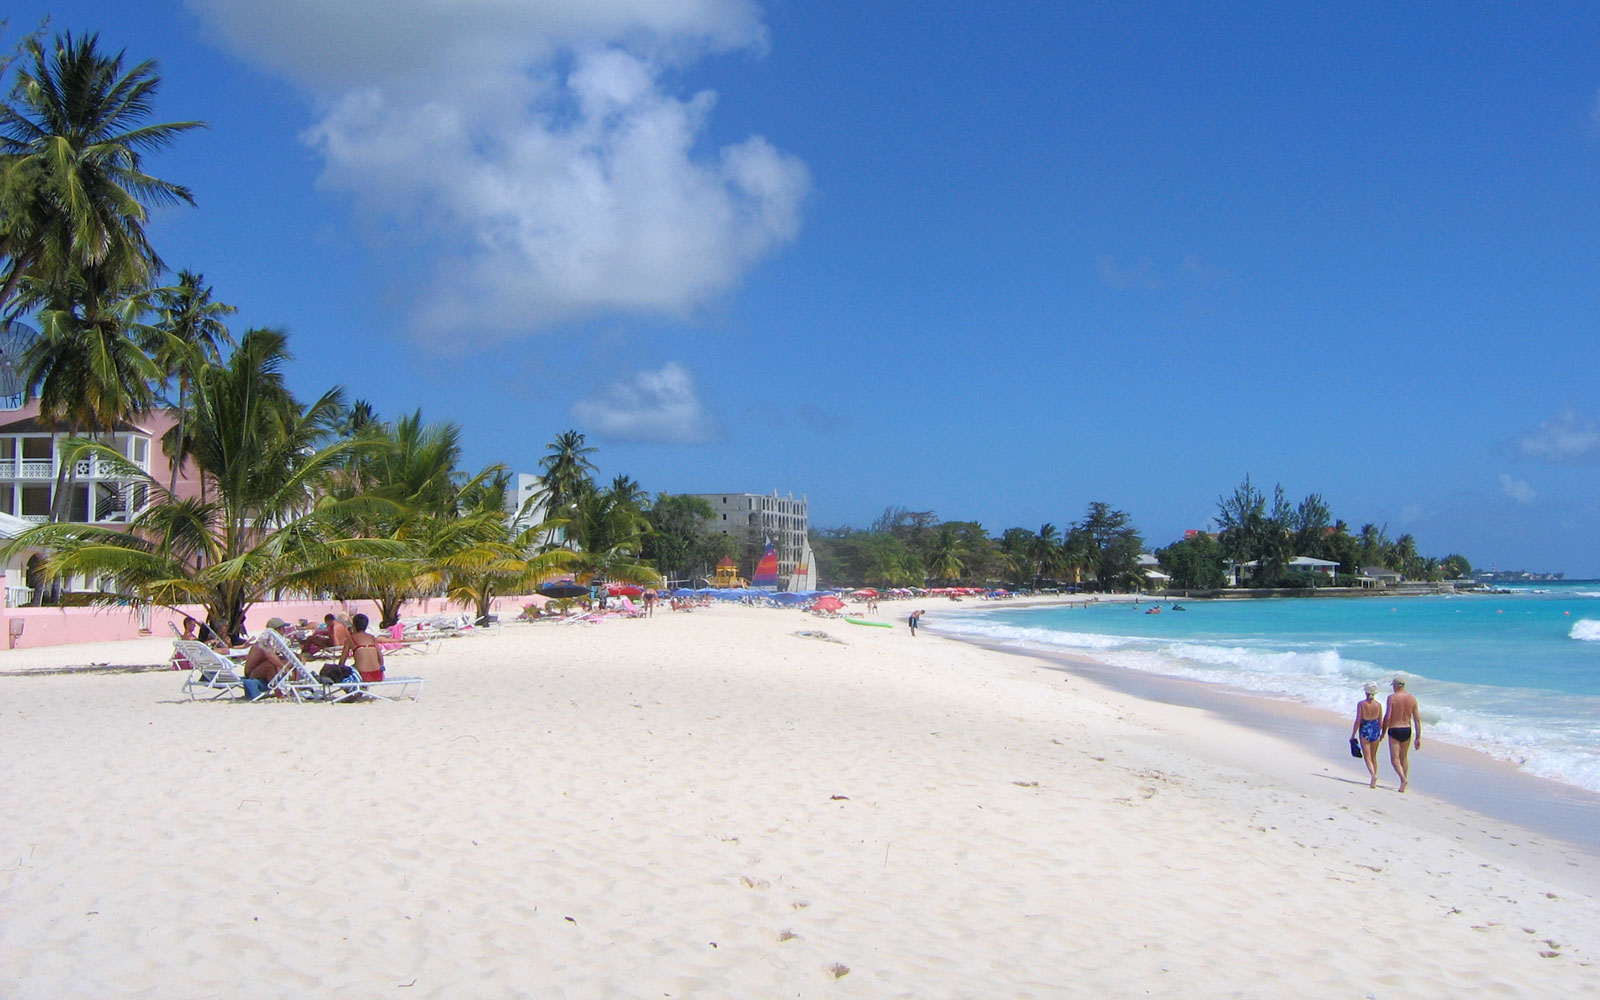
[{"x1": 9, "y1": 2, "x2": 1600, "y2": 574}]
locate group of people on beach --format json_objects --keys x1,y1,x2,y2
[
  {"x1": 188, "y1": 613, "x2": 386, "y2": 700},
  {"x1": 1352, "y1": 678, "x2": 1422, "y2": 791}
]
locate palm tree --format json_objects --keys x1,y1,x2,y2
[
  {"x1": 442, "y1": 472, "x2": 575, "y2": 622},
  {"x1": 327, "y1": 411, "x2": 476, "y2": 626},
  {"x1": 564, "y1": 477, "x2": 659, "y2": 587},
  {"x1": 537, "y1": 429, "x2": 597, "y2": 545},
  {"x1": 5, "y1": 32, "x2": 201, "y2": 597},
  {"x1": 23, "y1": 270, "x2": 160, "y2": 538},
  {"x1": 926, "y1": 525, "x2": 964, "y2": 584},
  {"x1": 0, "y1": 31, "x2": 202, "y2": 312},
  {"x1": 1, "y1": 328, "x2": 374, "y2": 638},
  {"x1": 1357, "y1": 523, "x2": 1390, "y2": 569},
  {"x1": 1028, "y1": 522, "x2": 1062, "y2": 581},
  {"x1": 1061, "y1": 526, "x2": 1096, "y2": 589},
  {"x1": 0, "y1": 152, "x2": 47, "y2": 317},
  {"x1": 339, "y1": 399, "x2": 379, "y2": 437},
  {"x1": 152, "y1": 270, "x2": 235, "y2": 493}
]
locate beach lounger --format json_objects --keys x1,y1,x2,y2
[
  {"x1": 176, "y1": 640, "x2": 245, "y2": 699},
  {"x1": 252, "y1": 628, "x2": 347, "y2": 702},
  {"x1": 555, "y1": 610, "x2": 605, "y2": 625},
  {"x1": 177, "y1": 640, "x2": 295, "y2": 701},
  {"x1": 382, "y1": 622, "x2": 437, "y2": 655},
  {"x1": 260, "y1": 627, "x2": 425, "y2": 703}
]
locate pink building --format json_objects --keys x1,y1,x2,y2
[{"x1": 0, "y1": 400, "x2": 204, "y2": 605}]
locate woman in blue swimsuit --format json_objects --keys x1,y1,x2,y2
[{"x1": 1351, "y1": 682, "x2": 1385, "y2": 788}]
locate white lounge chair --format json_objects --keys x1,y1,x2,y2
[
  {"x1": 176, "y1": 640, "x2": 293, "y2": 702},
  {"x1": 176, "y1": 640, "x2": 246, "y2": 699},
  {"x1": 255, "y1": 629, "x2": 337, "y2": 702},
  {"x1": 260, "y1": 628, "x2": 425, "y2": 703}
]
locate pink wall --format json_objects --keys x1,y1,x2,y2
[{"x1": 0, "y1": 594, "x2": 538, "y2": 650}]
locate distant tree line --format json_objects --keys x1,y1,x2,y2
[
  {"x1": 811, "y1": 478, "x2": 1472, "y2": 592},
  {"x1": 813, "y1": 502, "x2": 1145, "y2": 592},
  {"x1": 1162, "y1": 476, "x2": 1471, "y2": 589}
]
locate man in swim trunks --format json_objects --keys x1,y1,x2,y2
[
  {"x1": 1351, "y1": 682, "x2": 1385, "y2": 788},
  {"x1": 1382, "y1": 677, "x2": 1422, "y2": 792},
  {"x1": 240, "y1": 618, "x2": 291, "y2": 700}
]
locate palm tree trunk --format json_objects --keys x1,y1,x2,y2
[
  {"x1": 168, "y1": 379, "x2": 187, "y2": 495},
  {"x1": 34, "y1": 439, "x2": 79, "y2": 606}
]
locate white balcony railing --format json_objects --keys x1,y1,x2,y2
[{"x1": 3, "y1": 456, "x2": 147, "y2": 479}]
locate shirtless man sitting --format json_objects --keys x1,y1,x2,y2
[
  {"x1": 240, "y1": 617, "x2": 292, "y2": 700},
  {"x1": 1382, "y1": 677, "x2": 1422, "y2": 792},
  {"x1": 337, "y1": 613, "x2": 386, "y2": 685},
  {"x1": 302, "y1": 613, "x2": 350, "y2": 657}
]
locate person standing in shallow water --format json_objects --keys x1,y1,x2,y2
[
  {"x1": 1351, "y1": 682, "x2": 1385, "y2": 788},
  {"x1": 1383, "y1": 677, "x2": 1422, "y2": 792}
]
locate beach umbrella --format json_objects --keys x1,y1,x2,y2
[
  {"x1": 814, "y1": 595, "x2": 845, "y2": 612},
  {"x1": 539, "y1": 582, "x2": 588, "y2": 599},
  {"x1": 852, "y1": 588, "x2": 879, "y2": 598},
  {"x1": 607, "y1": 583, "x2": 643, "y2": 597}
]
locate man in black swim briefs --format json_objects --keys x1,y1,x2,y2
[{"x1": 1382, "y1": 678, "x2": 1422, "y2": 793}]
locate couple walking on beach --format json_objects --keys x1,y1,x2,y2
[{"x1": 1352, "y1": 679, "x2": 1422, "y2": 791}]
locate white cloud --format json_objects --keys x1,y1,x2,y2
[
  {"x1": 1499, "y1": 473, "x2": 1537, "y2": 504},
  {"x1": 571, "y1": 361, "x2": 714, "y2": 443},
  {"x1": 187, "y1": 0, "x2": 808, "y2": 340},
  {"x1": 1512, "y1": 406, "x2": 1600, "y2": 464}
]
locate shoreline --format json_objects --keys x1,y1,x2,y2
[
  {"x1": 938, "y1": 628, "x2": 1600, "y2": 888},
  {"x1": 923, "y1": 597, "x2": 1600, "y2": 865}
]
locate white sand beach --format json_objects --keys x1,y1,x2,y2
[{"x1": 2, "y1": 603, "x2": 1597, "y2": 998}]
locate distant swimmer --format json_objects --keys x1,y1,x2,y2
[
  {"x1": 1351, "y1": 682, "x2": 1385, "y2": 788},
  {"x1": 1382, "y1": 677, "x2": 1422, "y2": 792}
]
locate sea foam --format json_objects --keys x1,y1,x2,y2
[{"x1": 1569, "y1": 619, "x2": 1600, "y2": 642}]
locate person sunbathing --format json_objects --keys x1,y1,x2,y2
[
  {"x1": 182, "y1": 615, "x2": 229, "y2": 649},
  {"x1": 240, "y1": 617, "x2": 291, "y2": 699},
  {"x1": 337, "y1": 613, "x2": 386, "y2": 683},
  {"x1": 302, "y1": 613, "x2": 350, "y2": 656}
]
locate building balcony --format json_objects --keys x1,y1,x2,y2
[
  {"x1": 0, "y1": 457, "x2": 147, "y2": 480},
  {"x1": 14, "y1": 508, "x2": 138, "y2": 525}
]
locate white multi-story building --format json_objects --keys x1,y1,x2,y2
[
  {"x1": 691, "y1": 491, "x2": 811, "y2": 583},
  {"x1": 504, "y1": 472, "x2": 548, "y2": 536}
]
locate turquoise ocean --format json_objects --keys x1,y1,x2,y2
[{"x1": 929, "y1": 583, "x2": 1600, "y2": 795}]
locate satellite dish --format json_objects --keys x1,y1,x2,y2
[{"x1": 0, "y1": 319, "x2": 38, "y2": 406}]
